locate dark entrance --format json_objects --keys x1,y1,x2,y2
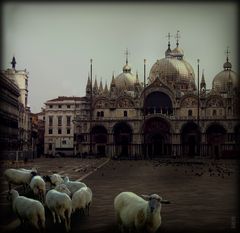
[
  {"x1": 144, "y1": 91, "x2": 173, "y2": 115},
  {"x1": 113, "y1": 122, "x2": 132, "y2": 158},
  {"x1": 144, "y1": 118, "x2": 171, "y2": 158},
  {"x1": 181, "y1": 122, "x2": 200, "y2": 156},
  {"x1": 206, "y1": 124, "x2": 226, "y2": 158},
  {"x1": 91, "y1": 125, "x2": 108, "y2": 157}
]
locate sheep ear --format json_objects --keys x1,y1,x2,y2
[
  {"x1": 141, "y1": 194, "x2": 150, "y2": 200},
  {"x1": 160, "y1": 199, "x2": 171, "y2": 204}
]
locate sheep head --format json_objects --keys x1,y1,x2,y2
[
  {"x1": 141, "y1": 194, "x2": 170, "y2": 213},
  {"x1": 7, "y1": 189, "x2": 19, "y2": 202}
]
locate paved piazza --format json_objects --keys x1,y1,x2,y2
[{"x1": 0, "y1": 158, "x2": 239, "y2": 233}]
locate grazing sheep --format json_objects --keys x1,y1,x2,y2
[
  {"x1": 29, "y1": 176, "x2": 46, "y2": 203},
  {"x1": 4, "y1": 168, "x2": 37, "y2": 192},
  {"x1": 46, "y1": 185, "x2": 72, "y2": 232},
  {"x1": 63, "y1": 176, "x2": 87, "y2": 196},
  {"x1": 72, "y1": 186, "x2": 92, "y2": 215},
  {"x1": 43, "y1": 173, "x2": 64, "y2": 187},
  {"x1": 114, "y1": 192, "x2": 170, "y2": 233},
  {"x1": 8, "y1": 189, "x2": 45, "y2": 231}
]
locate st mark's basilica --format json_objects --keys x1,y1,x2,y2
[{"x1": 74, "y1": 34, "x2": 239, "y2": 159}]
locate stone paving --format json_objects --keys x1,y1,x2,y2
[{"x1": 0, "y1": 158, "x2": 239, "y2": 233}]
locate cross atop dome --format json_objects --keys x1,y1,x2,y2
[
  {"x1": 124, "y1": 48, "x2": 130, "y2": 65},
  {"x1": 225, "y1": 46, "x2": 230, "y2": 62},
  {"x1": 175, "y1": 30, "x2": 180, "y2": 47},
  {"x1": 166, "y1": 32, "x2": 172, "y2": 46}
]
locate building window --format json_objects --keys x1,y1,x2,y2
[
  {"x1": 62, "y1": 140, "x2": 66, "y2": 145},
  {"x1": 49, "y1": 105, "x2": 53, "y2": 108},
  {"x1": 67, "y1": 129, "x2": 71, "y2": 134},
  {"x1": 49, "y1": 116, "x2": 53, "y2": 126},
  {"x1": 58, "y1": 116, "x2": 62, "y2": 126},
  {"x1": 100, "y1": 111, "x2": 104, "y2": 117},
  {"x1": 48, "y1": 143, "x2": 52, "y2": 150},
  {"x1": 124, "y1": 110, "x2": 128, "y2": 117},
  {"x1": 48, "y1": 129, "x2": 53, "y2": 134},
  {"x1": 67, "y1": 105, "x2": 71, "y2": 108},
  {"x1": 97, "y1": 112, "x2": 100, "y2": 117},
  {"x1": 58, "y1": 128, "x2": 62, "y2": 134},
  {"x1": 66, "y1": 116, "x2": 71, "y2": 126},
  {"x1": 188, "y1": 109, "x2": 192, "y2": 116},
  {"x1": 58, "y1": 105, "x2": 62, "y2": 108},
  {"x1": 213, "y1": 109, "x2": 217, "y2": 116}
]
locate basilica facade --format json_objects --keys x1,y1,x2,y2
[{"x1": 74, "y1": 39, "x2": 239, "y2": 159}]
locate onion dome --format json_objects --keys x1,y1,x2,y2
[
  {"x1": 114, "y1": 50, "x2": 137, "y2": 91},
  {"x1": 212, "y1": 59, "x2": 238, "y2": 92},
  {"x1": 212, "y1": 48, "x2": 238, "y2": 92}
]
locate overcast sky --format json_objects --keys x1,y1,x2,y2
[{"x1": 2, "y1": 2, "x2": 238, "y2": 113}]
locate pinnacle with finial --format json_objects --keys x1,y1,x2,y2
[
  {"x1": 11, "y1": 56, "x2": 17, "y2": 69},
  {"x1": 225, "y1": 46, "x2": 230, "y2": 62},
  {"x1": 124, "y1": 48, "x2": 130, "y2": 65},
  {"x1": 175, "y1": 30, "x2": 180, "y2": 47},
  {"x1": 166, "y1": 33, "x2": 172, "y2": 47}
]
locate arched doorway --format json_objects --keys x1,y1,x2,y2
[
  {"x1": 144, "y1": 91, "x2": 173, "y2": 115},
  {"x1": 91, "y1": 125, "x2": 108, "y2": 157},
  {"x1": 181, "y1": 122, "x2": 200, "y2": 156},
  {"x1": 113, "y1": 122, "x2": 132, "y2": 158},
  {"x1": 206, "y1": 124, "x2": 226, "y2": 159},
  {"x1": 144, "y1": 117, "x2": 171, "y2": 158}
]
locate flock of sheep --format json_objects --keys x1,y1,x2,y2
[{"x1": 4, "y1": 167, "x2": 170, "y2": 233}]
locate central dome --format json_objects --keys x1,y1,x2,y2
[{"x1": 149, "y1": 57, "x2": 196, "y2": 91}]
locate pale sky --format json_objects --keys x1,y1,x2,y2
[{"x1": 2, "y1": 2, "x2": 238, "y2": 113}]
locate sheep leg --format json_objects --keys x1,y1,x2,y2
[
  {"x1": 66, "y1": 209, "x2": 71, "y2": 232},
  {"x1": 51, "y1": 211, "x2": 56, "y2": 224},
  {"x1": 57, "y1": 214, "x2": 61, "y2": 223},
  {"x1": 31, "y1": 215, "x2": 40, "y2": 232},
  {"x1": 8, "y1": 183, "x2": 11, "y2": 192}
]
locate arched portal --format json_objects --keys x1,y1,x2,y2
[
  {"x1": 206, "y1": 124, "x2": 226, "y2": 158},
  {"x1": 143, "y1": 117, "x2": 171, "y2": 157},
  {"x1": 144, "y1": 91, "x2": 173, "y2": 115},
  {"x1": 181, "y1": 122, "x2": 200, "y2": 156},
  {"x1": 91, "y1": 125, "x2": 108, "y2": 156},
  {"x1": 113, "y1": 122, "x2": 132, "y2": 158}
]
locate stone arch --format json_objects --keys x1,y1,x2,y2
[
  {"x1": 180, "y1": 122, "x2": 201, "y2": 156},
  {"x1": 91, "y1": 125, "x2": 108, "y2": 156},
  {"x1": 144, "y1": 91, "x2": 173, "y2": 115},
  {"x1": 142, "y1": 117, "x2": 172, "y2": 157},
  {"x1": 93, "y1": 98, "x2": 109, "y2": 109},
  {"x1": 113, "y1": 121, "x2": 133, "y2": 158},
  {"x1": 116, "y1": 96, "x2": 134, "y2": 108},
  {"x1": 206, "y1": 123, "x2": 226, "y2": 159}
]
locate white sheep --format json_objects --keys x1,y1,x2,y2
[
  {"x1": 54, "y1": 184, "x2": 71, "y2": 197},
  {"x1": 4, "y1": 168, "x2": 37, "y2": 192},
  {"x1": 114, "y1": 192, "x2": 170, "y2": 233},
  {"x1": 8, "y1": 189, "x2": 45, "y2": 231},
  {"x1": 29, "y1": 175, "x2": 46, "y2": 203},
  {"x1": 72, "y1": 186, "x2": 92, "y2": 215},
  {"x1": 63, "y1": 176, "x2": 87, "y2": 196},
  {"x1": 46, "y1": 185, "x2": 72, "y2": 232},
  {"x1": 43, "y1": 173, "x2": 64, "y2": 187}
]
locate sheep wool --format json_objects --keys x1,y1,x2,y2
[
  {"x1": 9, "y1": 189, "x2": 45, "y2": 231},
  {"x1": 114, "y1": 192, "x2": 166, "y2": 233},
  {"x1": 72, "y1": 186, "x2": 92, "y2": 215},
  {"x1": 46, "y1": 188, "x2": 72, "y2": 232}
]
